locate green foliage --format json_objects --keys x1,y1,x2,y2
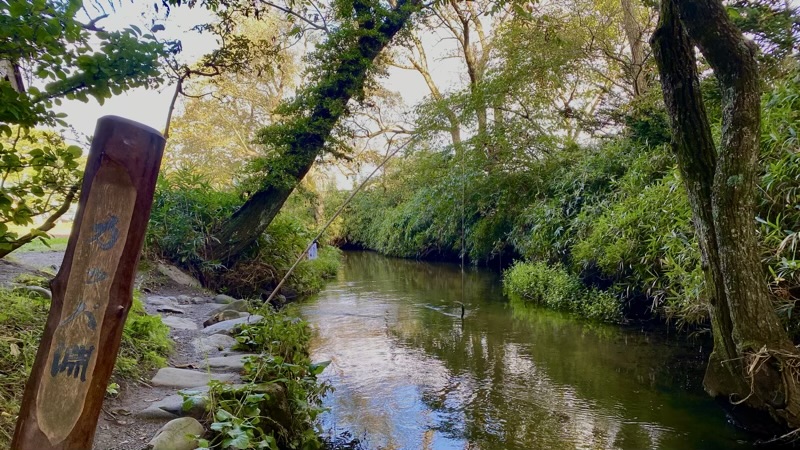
[
  {"x1": 758, "y1": 68, "x2": 800, "y2": 329},
  {"x1": 0, "y1": 0, "x2": 167, "y2": 126},
  {"x1": 233, "y1": 307, "x2": 311, "y2": 363},
  {"x1": 503, "y1": 261, "x2": 622, "y2": 323},
  {"x1": 148, "y1": 170, "x2": 340, "y2": 297},
  {"x1": 571, "y1": 170, "x2": 704, "y2": 322},
  {"x1": 197, "y1": 394, "x2": 281, "y2": 450},
  {"x1": 148, "y1": 169, "x2": 241, "y2": 268},
  {"x1": 0, "y1": 288, "x2": 49, "y2": 446},
  {"x1": 192, "y1": 308, "x2": 330, "y2": 449},
  {"x1": 338, "y1": 71, "x2": 800, "y2": 332},
  {"x1": 0, "y1": 128, "x2": 82, "y2": 253},
  {"x1": 727, "y1": 0, "x2": 800, "y2": 76},
  {"x1": 0, "y1": 0, "x2": 171, "y2": 257}
]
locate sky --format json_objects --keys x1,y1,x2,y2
[{"x1": 55, "y1": 1, "x2": 458, "y2": 144}]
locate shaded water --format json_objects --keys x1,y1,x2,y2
[{"x1": 300, "y1": 251, "x2": 753, "y2": 449}]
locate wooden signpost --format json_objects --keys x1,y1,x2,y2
[{"x1": 12, "y1": 116, "x2": 165, "y2": 449}]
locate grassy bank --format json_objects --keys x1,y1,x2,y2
[{"x1": 196, "y1": 306, "x2": 330, "y2": 449}]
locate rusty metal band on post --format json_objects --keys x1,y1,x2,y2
[{"x1": 12, "y1": 116, "x2": 165, "y2": 450}]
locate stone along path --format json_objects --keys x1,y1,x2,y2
[{"x1": 92, "y1": 291, "x2": 263, "y2": 450}]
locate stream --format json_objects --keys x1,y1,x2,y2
[{"x1": 300, "y1": 251, "x2": 753, "y2": 449}]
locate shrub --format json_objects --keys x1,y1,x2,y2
[
  {"x1": 148, "y1": 170, "x2": 341, "y2": 298},
  {"x1": 0, "y1": 288, "x2": 49, "y2": 446},
  {"x1": 503, "y1": 261, "x2": 622, "y2": 322}
]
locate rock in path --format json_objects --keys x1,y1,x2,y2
[
  {"x1": 151, "y1": 367, "x2": 236, "y2": 389},
  {"x1": 148, "y1": 417, "x2": 204, "y2": 450},
  {"x1": 210, "y1": 299, "x2": 250, "y2": 314},
  {"x1": 193, "y1": 334, "x2": 238, "y2": 354},
  {"x1": 202, "y1": 354, "x2": 258, "y2": 372},
  {"x1": 146, "y1": 295, "x2": 178, "y2": 307},
  {"x1": 202, "y1": 315, "x2": 263, "y2": 335},
  {"x1": 156, "y1": 305, "x2": 186, "y2": 314},
  {"x1": 213, "y1": 293, "x2": 237, "y2": 304},
  {"x1": 157, "y1": 263, "x2": 202, "y2": 288},
  {"x1": 161, "y1": 316, "x2": 198, "y2": 330},
  {"x1": 203, "y1": 309, "x2": 240, "y2": 327},
  {"x1": 138, "y1": 394, "x2": 207, "y2": 420}
]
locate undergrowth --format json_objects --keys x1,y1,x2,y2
[
  {"x1": 503, "y1": 261, "x2": 623, "y2": 323},
  {"x1": 337, "y1": 71, "x2": 800, "y2": 333},
  {"x1": 148, "y1": 170, "x2": 341, "y2": 299},
  {"x1": 186, "y1": 306, "x2": 330, "y2": 449}
]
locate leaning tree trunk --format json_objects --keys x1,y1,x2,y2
[
  {"x1": 205, "y1": 0, "x2": 421, "y2": 264},
  {"x1": 652, "y1": 0, "x2": 800, "y2": 434}
]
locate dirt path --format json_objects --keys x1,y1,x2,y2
[
  {"x1": 92, "y1": 281, "x2": 248, "y2": 450},
  {"x1": 7, "y1": 249, "x2": 65, "y2": 273}
]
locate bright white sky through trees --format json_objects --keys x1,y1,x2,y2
[{"x1": 56, "y1": 1, "x2": 456, "y2": 144}]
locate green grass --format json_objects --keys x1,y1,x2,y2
[
  {"x1": 0, "y1": 289, "x2": 49, "y2": 446},
  {"x1": 14, "y1": 236, "x2": 69, "y2": 253},
  {"x1": 503, "y1": 261, "x2": 623, "y2": 323}
]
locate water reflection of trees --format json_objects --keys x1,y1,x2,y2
[
  {"x1": 338, "y1": 251, "x2": 502, "y2": 304},
  {"x1": 317, "y1": 252, "x2": 747, "y2": 450}
]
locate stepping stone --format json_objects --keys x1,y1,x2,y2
[
  {"x1": 137, "y1": 405, "x2": 178, "y2": 420},
  {"x1": 201, "y1": 354, "x2": 258, "y2": 372},
  {"x1": 204, "y1": 310, "x2": 240, "y2": 327},
  {"x1": 213, "y1": 294, "x2": 237, "y2": 304},
  {"x1": 210, "y1": 299, "x2": 250, "y2": 315},
  {"x1": 162, "y1": 316, "x2": 198, "y2": 330},
  {"x1": 151, "y1": 368, "x2": 236, "y2": 389},
  {"x1": 191, "y1": 296, "x2": 209, "y2": 304},
  {"x1": 202, "y1": 315, "x2": 263, "y2": 335},
  {"x1": 148, "y1": 417, "x2": 204, "y2": 450},
  {"x1": 193, "y1": 334, "x2": 237, "y2": 354},
  {"x1": 156, "y1": 305, "x2": 186, "y2": 314},
  {"x1": 138, "y1": 394, "x2": 207, "y2": 420},
  {"x1": 146, "y1": 296, "x2": 178, "y2": 307}
]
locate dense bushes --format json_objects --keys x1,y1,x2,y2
[
  {"x1": 336, "y1": 73, "x2": 800, "y2": 331},
  {"x1": 503, "y1": 261, "x2": 622, "y2": 322},
  {"x1": 147, "y1": 170, "x2": 340, "y2": 298}
]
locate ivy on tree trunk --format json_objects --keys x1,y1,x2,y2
[
  {"x1": 652, "y1": 0, "x2": 800, "y2": 434},
  {"x1": 203, "y1": 0, "x2": 421, "y2": 265}
]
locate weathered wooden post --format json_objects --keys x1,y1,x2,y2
[{"x1": 12, "y1": 116, "x2": 165, "y2": 449}]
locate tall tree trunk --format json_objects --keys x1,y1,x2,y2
[
  {"x1": 620, "y1": 0, "x2": 648, "y2": 97},
  {"x1": 204, "y1": 0, "x2": 420, "y2": 264},
  {"x1": 652, "y1": 0, "x2": 800, "y2": 434}
]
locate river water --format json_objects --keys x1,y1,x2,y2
[{"x1": 299, "y1": 251, "x2": 753, "y2": 449}]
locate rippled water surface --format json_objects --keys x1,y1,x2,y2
[{"x1": 299, "y1": 251, "x2": 753, "y2": 449}]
